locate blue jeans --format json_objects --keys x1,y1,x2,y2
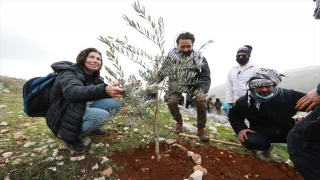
[
  {"x1": 224, "y1": 108, "x2": 229, "y2": 116},
  {"x1": 209, "y1": 107, "x2": 213, "y2": 114},
  {"x1": 79, "y1": 98, "x2": 122, "y2": 138},
  {"x1": 240, "y1": 130, "x2": 287, "y2": 151}
]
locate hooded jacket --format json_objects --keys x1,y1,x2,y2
[{"x1": 46, "y1": 61, "x2": 111, "y2": 143}]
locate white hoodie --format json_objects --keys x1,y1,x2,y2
[{"x1": 226, "y1": 60, "x2": 260, "y2": 104}]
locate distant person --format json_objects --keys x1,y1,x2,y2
[
  {"x1": 226, "y1": 45, "x2": 259, "y2": 106},
  {"x1": 178, "y1": 95, "x2": 185, "y2": 106},
  {"x1": 147, "y1": 32, "x2": 211, "y2": 141},
  {"x1": 287, "y1": 83, "x2": 320, "y2": 179},
  {"x1": 206, "y1": 98, "x2": 211, "y2": 113},
  {"x1": 208, "y1": 98, "x2": 214, "y2": 114},
  {"x1": 214, "y1": 98, "x2": 222, "y2": 115},
  {"x1": 46, "y1": 48, "x2": 125, "y2": 153},
  {"x1": 228, "y1": 68, "x2": 305, "y2": 162},
  {"x1": 185, "y1": 94, "x2": 195, "y2": 108},
  {"x1": 222, "y1": 100, "x2": 231, "y2": 116}
]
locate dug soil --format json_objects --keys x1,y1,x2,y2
[{"x1": 112, "y1": 140, "x2": 303, "y2": 180}]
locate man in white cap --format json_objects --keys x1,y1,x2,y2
[{"x1": 228, "y1": 68, "x2": 306, "y2": 162}]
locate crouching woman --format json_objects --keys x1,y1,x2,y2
[{"x1": 46, "y1": 48, "x2": 125, "y2": 153}]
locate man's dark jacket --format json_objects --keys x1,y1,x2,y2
[
  {"x1": 46, "y1": 61, "x2": 111, "y2": 143},
  {"x1": 228, "y1": 88, "x2": 305, "y2": 136},
  {"x1": 157, "y1": 56, "x2": 211, "y2": 95},
  {"x1": 287, "y1": 83, "x2": 320, "y2": 180}
]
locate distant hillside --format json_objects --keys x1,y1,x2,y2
[{"x1": 208, "y1": 66, "x2": 320, "y2": 101}]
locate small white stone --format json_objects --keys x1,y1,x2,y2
[
  {"x1": 1, "y1": 129, "x2": 9, "y2": 134},
  {"x1": 70, "y1": 156, "x2": 85, "y2": 161},
  {"x1": 124, "y1": 127, "x2": 129, "y2": 131},
  {"x1": 188, "y1": 170, "x2": 203, "y2": 180},
  {"x1": 187, "y1": 151, "x2": 194, "y2": 157},
  {"x1": 0, "y1": 122, "x2": 8, "y2": 126},
  {"x1": 5, "y1": 158, "x2": 10, "y2": 163},
  {"x1": 12, "y1": 158, "x2": 22, "y2": 165},
  {"x1": 52, "y1": 149, "x2": 59, "y2": 157},
  {"x1": 0, "y1": 105, "x2": 8, "y2": 108},
  {"x1": 48, "y1": 167, "x2": 57, "y2": 171},
  {"x1": 2, "y1": 152, "x2": 13, "y2": 158},
  {"x1": 23, "y1": 142, "x2": 36, "y2": 148},
  {"x1": 55, "y1": 156, "x2": 63, "y2": 160},
  {"x1": 172, "y1": 143, "x2": 182, "y2": 148},
  {"x1": 165, "y1": 139, "x2": 176, "y2": 145},
  {"x1": 57, "y1": 161, "x2": 64, "y2": 166},
  {"x1": 133, "y1": 128, "x2": 139, "y2": 132},
  {"x1": 92, "y1": 163, "x2": 99, "y2": 170},
  {"x1": 101, "y1": 157, "x2": 109, "y2": 164}
]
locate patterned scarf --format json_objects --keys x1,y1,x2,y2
[
  {"x1": 247, "y1": 68, "x2": 285, "y2": 110},
  {"x1": 247, "y1": 87, "x2": 284, "y2": 110},
  {"x1": 167, "y1": 48, "x2": 204, "y2": 65}
]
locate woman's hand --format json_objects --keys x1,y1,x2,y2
[{"x1": 105, "y1": 82, "x2": 125, "y2": 100}]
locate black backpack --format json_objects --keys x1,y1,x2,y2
[{"x1": 23, "y1": 73, "x2": 58, "y2": 117}]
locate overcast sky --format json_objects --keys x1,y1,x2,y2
[{"x1": 0, "y1": 0, "x2": 319, "y2": 87}]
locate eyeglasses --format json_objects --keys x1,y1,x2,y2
[
  {"x1": 236, "y1": 54, "x2": 248, "y2": 58},
  {"x1": 179, "y1": 45, "x2": 192, "y2": 48}
]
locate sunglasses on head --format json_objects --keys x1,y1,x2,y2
[
  {"x1": 179, "y1": 45, "x2": 192, "y2": 48},
  {"x1": 236, "y1": 54, "x2": 248, "y2": 58}
]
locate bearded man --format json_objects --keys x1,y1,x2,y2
[{"x1": 148, "y1": 32, "x2": 211, "y2": 141}]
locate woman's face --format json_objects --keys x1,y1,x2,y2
[{"x1": 84, "y1": 52, "x2": 101, "y2": 74}]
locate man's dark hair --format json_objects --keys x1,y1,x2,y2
[{"x1": 176, "y1": 32, "x2": 195, "y2": 45}]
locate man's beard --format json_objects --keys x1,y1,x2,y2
[{"x1": 180, "y1": 50, "x2": 192, "y2": 57}]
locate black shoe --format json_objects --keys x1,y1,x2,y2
[
  {"x1": 64, "y1": 140, "x2": 86, "y2": 153},
  {"x1": 90, "y1": 128, "x2": 109, "y2": 136}
]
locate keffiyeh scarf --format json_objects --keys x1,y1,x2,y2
[
  {"x1": 167, "y1": 48, "x2": 204, "y2": 65},
  {"x1": 247, "y1": 87, "x2": 284, "y2": 110}
]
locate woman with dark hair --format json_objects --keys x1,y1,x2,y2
[{"x1": 46, "y1": 48, "x2": 125, "y2": 153}]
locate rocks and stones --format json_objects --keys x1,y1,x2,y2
[
  {"x1": 0, "y1": 122, "x2": 8, "y2": 126},
  {"x1": 192, "y1": 153, "x2": 201, "y2": 165},
  {"x1": 188, "y1": 170, "x2": 203, "y2": 180}
]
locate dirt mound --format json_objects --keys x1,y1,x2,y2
[{"x1": 113, "y1": 141, "x2": 302, "y2": 180}]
